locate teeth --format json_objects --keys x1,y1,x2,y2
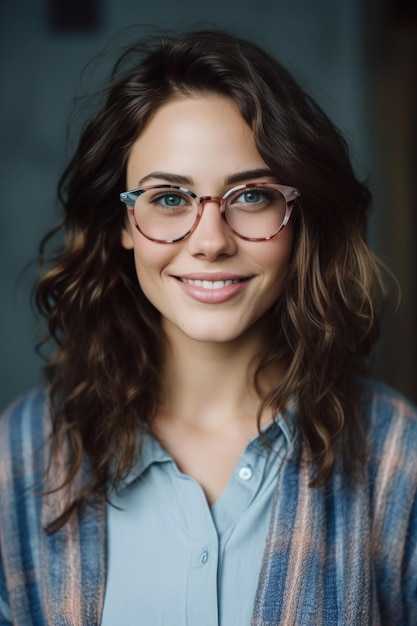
[{"x1": 181, "y1": 278, "x2": 241, "y2": 289}]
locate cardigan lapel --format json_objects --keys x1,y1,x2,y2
[
  {"x1": 251, "y1": 441, "x2": 376, "y2": 625},
  {"x1": 41, "y1": 457, "x2": 107, "y2": 625}
]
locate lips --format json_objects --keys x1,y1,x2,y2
[
  {"x1": 173, "y1": 273, "x2": 251, "y2": 303},
  {"x1": 179, "y1": 278, "x2": 243, "y2": 289}
]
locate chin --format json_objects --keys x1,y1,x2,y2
[
  {"x1": 194, "y1": 333, "x2": 242, "y2": 344},
  {"x1": 173, "y1": 317, "x2": 263, "y2": 346},
  {"x1": 182, "y1": 328, "x2": 241, "y2": 344}
]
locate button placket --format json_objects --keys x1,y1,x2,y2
[{"x1": 188, "y1": 542, "x2": 219, "y2": 625}]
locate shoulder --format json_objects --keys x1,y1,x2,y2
[
  {"x1": 357, "y1": 379, "x2": 417, "y2": 522},
  {"x1": 357, "y1": 378, "x2": 417, "y2": 485},
  {"x1": 358, "y1": 377, "x2": 417, "y2": 446},
  {"x1": 0, "y1": 386, "x2": 51, "y2": 439},
  {"x1": 0, "y1": 387, "x2": 52, "y2": 481}
]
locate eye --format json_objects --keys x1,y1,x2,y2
[
  {"x1": 141, "y1": 188, "x2": 196, "y2": 218},
  {"x1": 237, "y1": 190, "x2": 267, "y2": 204},
  {"x1": 230, "y1": 188, "x2": 271, "y2": 207},
  {"x1": 153, "y1": 193, "x2": 188, "y2": 208}
]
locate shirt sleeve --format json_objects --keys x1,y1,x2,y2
[
  {"x1": 0, "y1": 546, "x2": 12, "y2": 625},
  {"x1": 367, "y1": 381, "x2": 417, "y2": 624},
  {"x1": 402, "y1": 489, "x2": 417, "y2": 624}
]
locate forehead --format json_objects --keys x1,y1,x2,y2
[{"x1": 126, "y1": 95, "x2": 267, "y2": 189}]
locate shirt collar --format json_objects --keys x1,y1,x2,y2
[
  {"x1": 117, "y1": 399, "x2": 298, "y2": 490},
  {"x1": 249, "y1": 398, "x2": 298, "y2": 454}
]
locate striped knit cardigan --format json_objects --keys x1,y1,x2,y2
[{"x1": 1, "y1": 380, "x2": 417, "y2": 625}]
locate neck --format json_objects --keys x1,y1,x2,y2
[{"x1": 157, "y1": 321, "x2": 280, "y2": 431}]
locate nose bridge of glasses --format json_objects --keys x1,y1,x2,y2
[{"x1": 198, "y1": 195, "x2": 225, "y2": 213}]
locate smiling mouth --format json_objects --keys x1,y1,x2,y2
[{"x1": 178, "y1": 278, "x2": 244, "y2": 289}]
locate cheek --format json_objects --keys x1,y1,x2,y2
[
  {"x1": 260, "y1": 226, "x2": 294, "y2": 278},
  {"x1": 131, "y1": 238, "x2": 172, "y2": 288}
]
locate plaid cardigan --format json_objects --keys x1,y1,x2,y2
[{"x1": 1, "y1": 380, "x2": 416, "y2": 625}]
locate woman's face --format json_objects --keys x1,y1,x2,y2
[{"x1": 122, "y1": 95, "x2": 294, "y2": 347}]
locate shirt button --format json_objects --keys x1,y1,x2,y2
[
  {"x1": 239, "y1": 466, "x2": 253, "y2": 481},
  {"x1": 200, "y1": 550, "x2": 209, "y2": 565}
]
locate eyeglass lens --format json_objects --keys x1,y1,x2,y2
[{"x1": 132, "y1": 185, "x2": 287, "y2": 242}]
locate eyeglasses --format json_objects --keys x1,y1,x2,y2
[{"x1": 119, "y1": 182, "x2": 300, "y2": 243}]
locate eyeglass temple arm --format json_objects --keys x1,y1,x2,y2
[{"x1": 120, "y1": 191, "x2": 141, "y2": 206}]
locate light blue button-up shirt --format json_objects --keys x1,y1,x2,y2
[{"x1": 102, "y1": 416, "x2": 294, "y2": 625}]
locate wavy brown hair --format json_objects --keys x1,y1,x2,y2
[{"x1": 35, "y1": 30, "x2": 386, "y2": 532}]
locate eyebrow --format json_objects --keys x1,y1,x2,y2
[
  {"x1": 137, "y1": 168, "x2": 276, "y2": 187},
  {"x1": 138, "y1": 172, "x2": 193, "y2": 186},
  {"x1": 225, "y1": 168, "x2": 276, "y2": 184}
]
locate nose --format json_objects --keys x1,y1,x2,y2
[{"x1": 186, "y1": 198, "x2": 237, "y2": 260}]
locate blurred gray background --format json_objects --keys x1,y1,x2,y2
[{"x1": 1, "y1": 0, "x2": 416, "y2": 411}]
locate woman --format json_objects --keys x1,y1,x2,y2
[{"x1": 1, "y1": 30, "x2": 416, "y2": 626}]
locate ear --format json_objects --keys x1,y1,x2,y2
[{"x1": 121, "y1": 221, "x2": 134, "y2": 250}]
